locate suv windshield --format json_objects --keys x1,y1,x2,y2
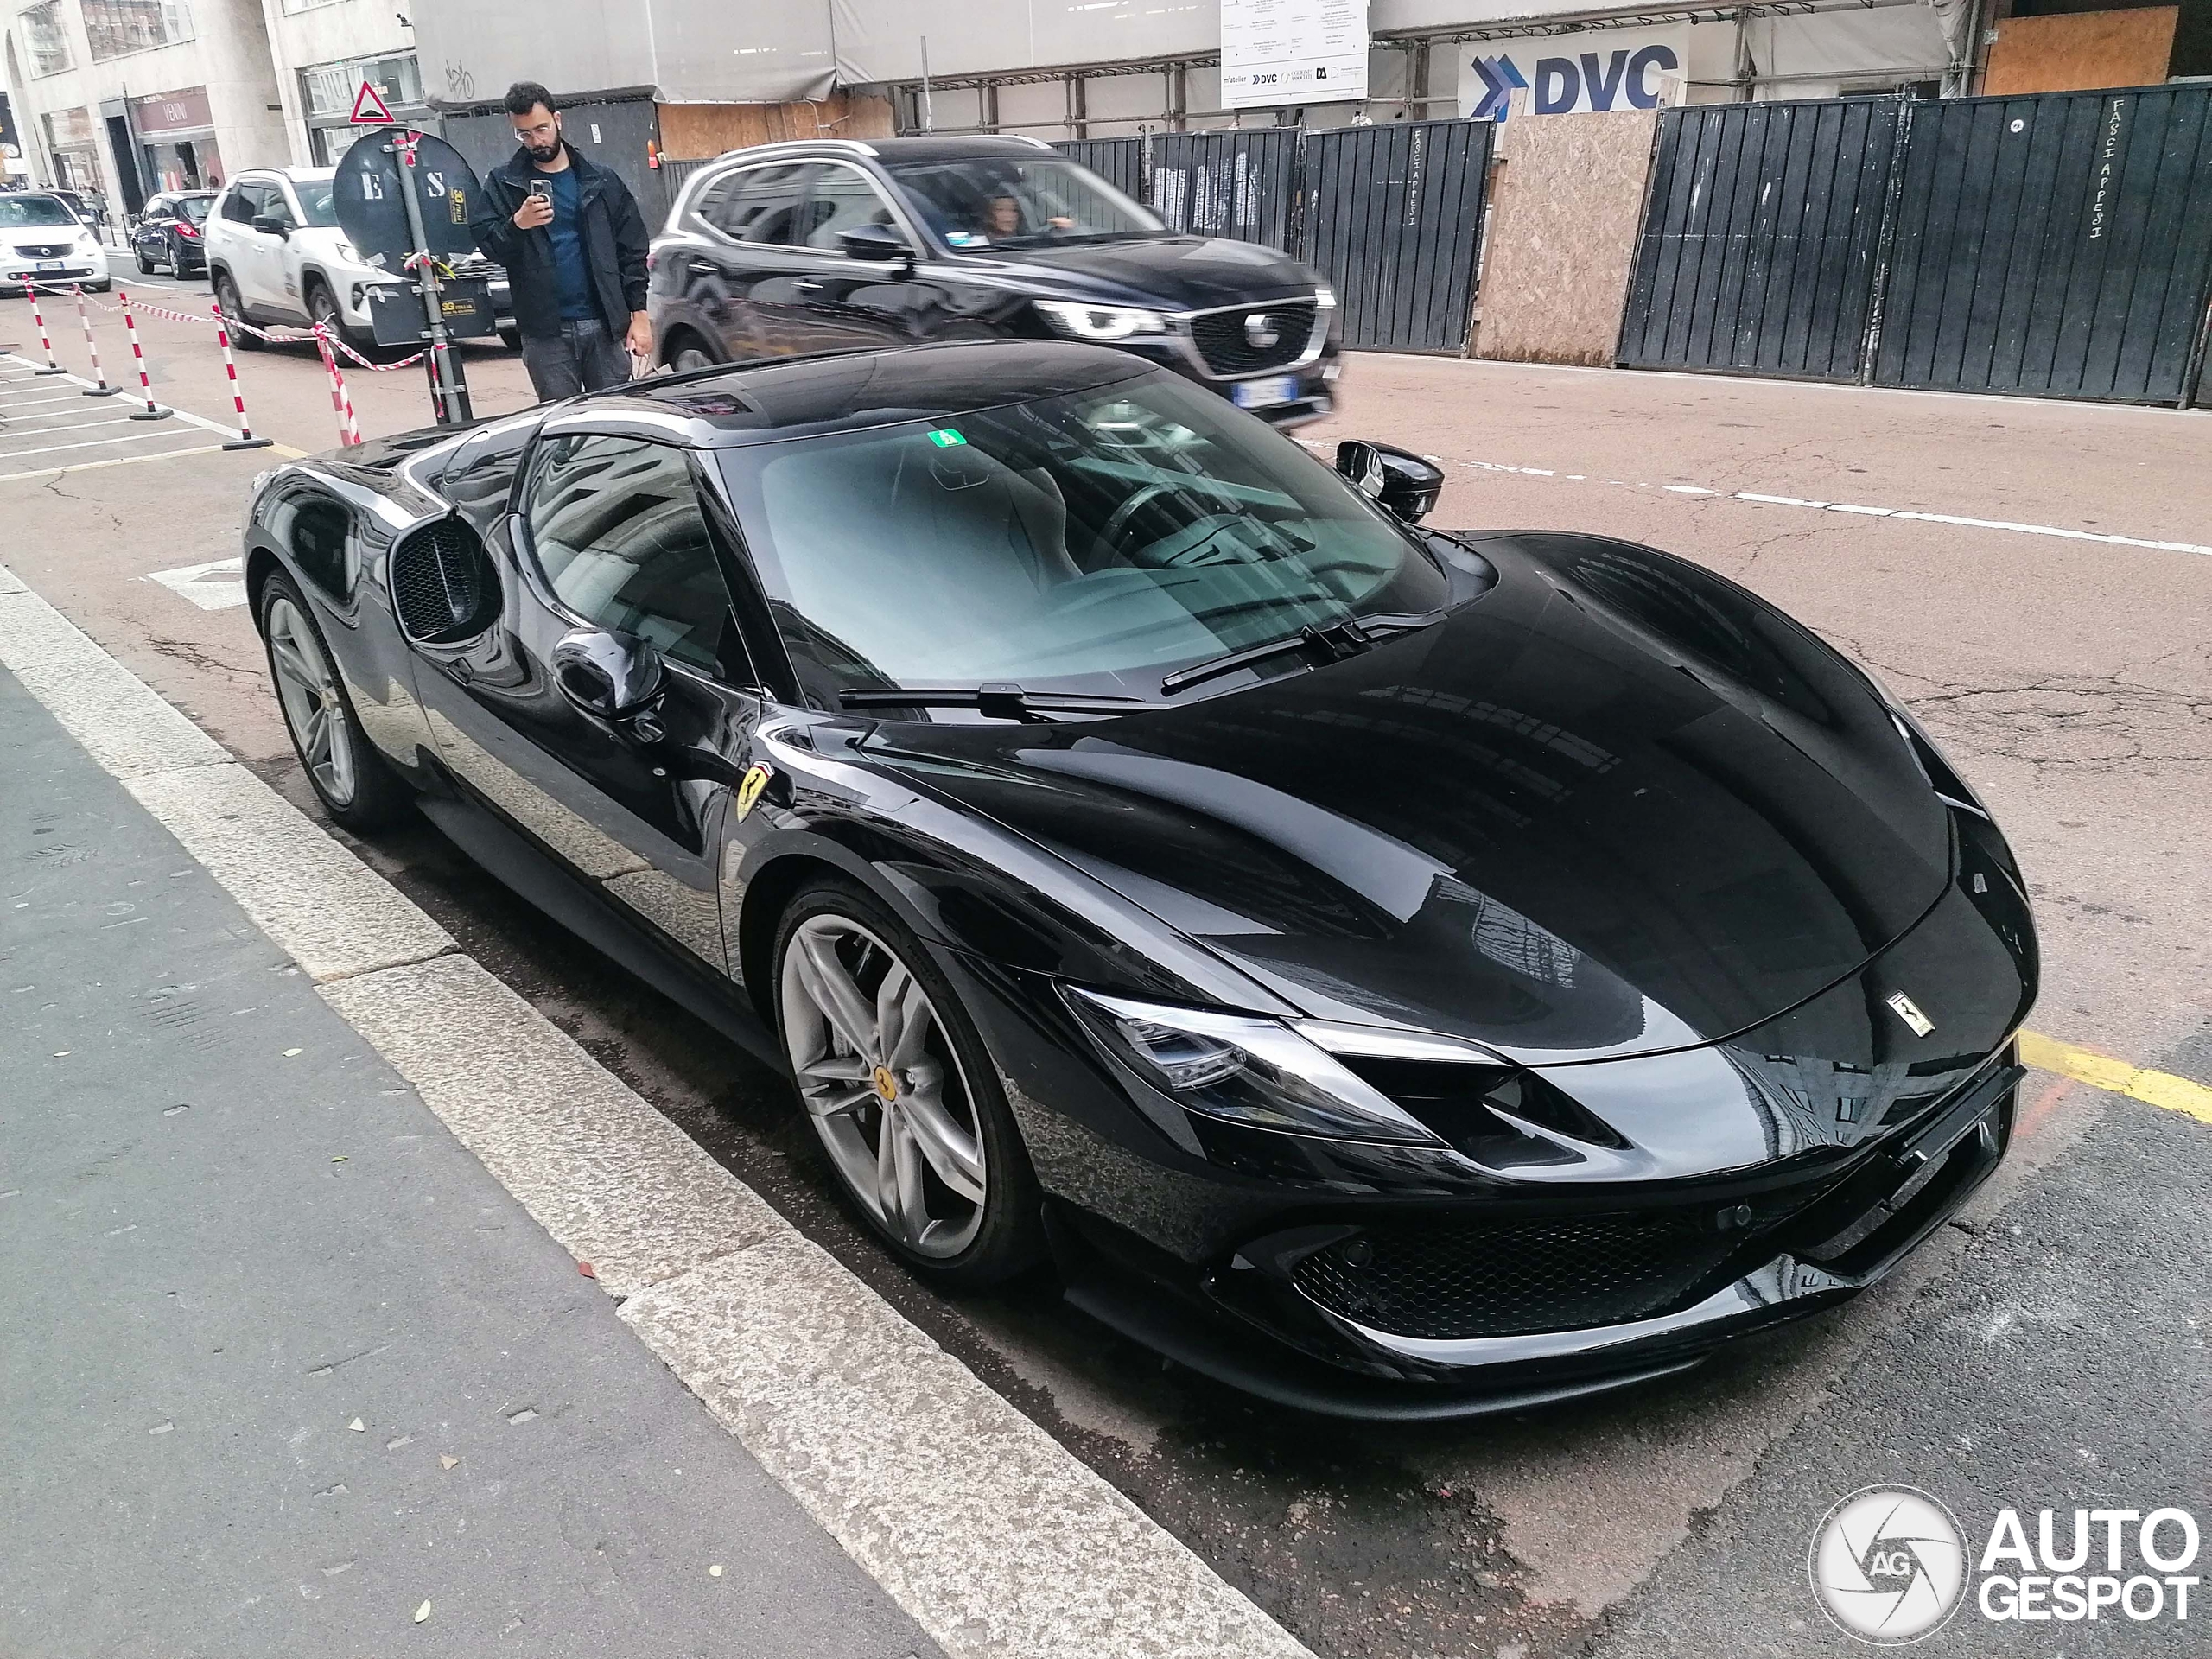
[
  {"x1": 883, "y1": 156, "x2": 1164, "y2": 250},
  {"x1": 0, "y1": 196, "x2": 79, "y2": 229},
  {"x1": 715, "y1": 372, "x2": 1448, "y2": 712}
]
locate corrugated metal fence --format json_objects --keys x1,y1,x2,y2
[{"x1": 1620, "y1": 84, "x2": 2212, "y2": 406}]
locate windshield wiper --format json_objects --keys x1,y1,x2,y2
[
  {"x1": 838, "y1": 683, "x2": 1162, "y2": 723},
  {"x1": 1159, "y1": 613, "x2": 1440, "y2": 698}
]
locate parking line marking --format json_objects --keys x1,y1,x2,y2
[
  {"x1": 0, "y1": 416, "x2": 142, "y2": 438},
  {"x1": 2018, "y1": 1030, "x2": 2212, "y2": 1126},
  {"x1": 1451, "y1": 458, "x2": 2212, "y2": 560},
  {"x1": 0, "y1": 352, "x2": 306, "y2": 459},
  {"x1": 0, "y1": 442, "x2": 226, "y2": 485},
  {"x1": 0, "y1": 429, "x2": 184, "y2": 463},
  {"x1": 0, "y1": 392, "x2": 103, "y2": 409}
]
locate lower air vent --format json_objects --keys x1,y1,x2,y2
[
  {"x1": 1288, "y1": 1211, "x2": 1745, "y2": 1340},
  {"x1": 390, "y1": 518, "x2": 497, "y2": 643}
]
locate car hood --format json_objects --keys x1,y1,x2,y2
[
  {"x1": 3, "y1": 226, "x2": 91, "y2": 248},
  {"x1": 866, "y1": 533, "x2": 1956, "y2": 1065},
  {"x1": 952, "y1": 234, "x2": 1320, "y2": 312}
]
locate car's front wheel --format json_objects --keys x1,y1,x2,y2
[
  {"x1": 258, "y1": 571, "x2": 411, "y2": 831},
  {"x1": 773, "y1": 880, "x2": 1044, "y2": 1285},
  {"x1": 135, "y1": 247, "x2": 155, "y2": 275}
]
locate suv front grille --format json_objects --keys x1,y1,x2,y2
[
  {"x1": 1187, "y1": 300, "x2": 1318, "y2": 377},
  {"x1": 1289, "y1": 1211, "x2": 1746, "y2": 1341}
]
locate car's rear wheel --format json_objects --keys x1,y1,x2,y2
[
  {"x1": 773, "y1": 881, "x2": 1043, "y2": 1285},
  {"x1": 213, "y1": 271, "x2": 259, "y2": 349},
  {"x1": 258, "y1": 571, "x2": 410, "y2": 831}
]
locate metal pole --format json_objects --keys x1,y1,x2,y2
[
  {"x1": 920, "y1": 37, "x2": 934, "y2": 135},
  {"x1": 118, "y1": 291, "x2": 172, "y2": 420},
  {"x1": 391, "y1": 130, "x2": 472, "y2": 425}
]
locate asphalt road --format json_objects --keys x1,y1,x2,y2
[{"x1": 5, "y1": 300, "x2": 2207, "y2": 1658}]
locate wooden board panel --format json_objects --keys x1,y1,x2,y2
[
  {"x1": 1983, "y1": 9, "x2": 2178, "y2": 96},
  {"x1": 657, "y1": 95, "x2": 894, "y2": 162}
]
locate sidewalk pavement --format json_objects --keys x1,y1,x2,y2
[{"x1": 0, "y1": 659, "x2": 940, "y2": 1658}]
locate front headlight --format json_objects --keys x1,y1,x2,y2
[
  {"x1": 76, "y1": 232, "x2": 99, "y2": 252},
  {"x1": 1034, "y1": 299, "x2": 1169, "y2": 340},
  {"x1": 1065, "y1": 987, "x2": 1444, "y2": 1144}
]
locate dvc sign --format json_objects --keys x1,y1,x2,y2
[{"x1": 1461, "y1": 28, "x2": 1688, "y2": 121}]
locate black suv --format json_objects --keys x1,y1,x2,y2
[{"x1": 649, "y1": 136, "x2": 1342, "y2": 428}]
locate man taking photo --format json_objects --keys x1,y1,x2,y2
[{"x1": 472, "y1": 81, "x2": 652, "y2": 400}]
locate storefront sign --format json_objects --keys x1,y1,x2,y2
[
  {"x1": 1459, "y1": 27, "x2": 1689, "y2": 121},
  {"x1": 1222, "y1": 0, "x2": 1370, "y2": 110},
  {"x1": 134, "y1": 87, "x2": 213, "y2": 137}
]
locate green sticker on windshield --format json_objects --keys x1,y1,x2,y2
[{"x1": 927, "y1": 428, "x2": 967, "y2": 448}]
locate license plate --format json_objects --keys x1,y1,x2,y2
[
  {"x1": 36, "y1": 260, "x2": 66, "y2": 271},
  {"x1": 1231, "y1": 373, "x2": 1299, "y2": 410}
]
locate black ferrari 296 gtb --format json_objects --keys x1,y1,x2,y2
[{"x1": 242, "y1": 342, "x2": 2037, "y2": 1419}]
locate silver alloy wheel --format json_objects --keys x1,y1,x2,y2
[
  {"x1": 265, "y1": 594, "x2": 358, "y2": 806},
  {"x1": 674, "y1": 346, "x2": 715, "y2": 373},
  {"x1": 779, "y1": 914, "x2": 988, "y2": 1259}
]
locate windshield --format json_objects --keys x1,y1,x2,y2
[
  {"x1": 179, "y1": 196, "x2": 212, "y2": 223},
  {"x1": 293, "y1": 180, "x2": 340, "y2": 228},
  {"x1": 884, "y1": 156, "x2": 1165, "y2": 250},
  {"x1": 0, "y1": 196, "x2": 79, "y2": 230},
  {"x1": 716, "y1": 373, "x2": 1448, "y2": 713}
]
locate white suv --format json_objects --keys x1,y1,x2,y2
[{"x1": 204, "y1": 167, "x2": 512, "y2": 350}]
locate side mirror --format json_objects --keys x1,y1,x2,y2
[
  {"x1": 552, "y1": 627, "x2": 665, "y2": 726},
  {"x1": 836, "y1": 222, "x2": 915, "y2": 266},
  {"x1": 251, "y1": 214, "x2": 290, "y2": 239},
  {"x1": 1337, "y1": 440, "x2": 1445, "y2": 524}
]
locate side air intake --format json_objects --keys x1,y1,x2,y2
[{"x1": 390, "y1": 518, "x2": 498, "y2": 644}]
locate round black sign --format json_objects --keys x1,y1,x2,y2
[{"x1": 333, "y1": 129, "x2": 485, "y2": 271}]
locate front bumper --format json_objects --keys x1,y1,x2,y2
[
  {"x1": 3, "y1": 249, "x2": 108, "y2": 286},
  {"x1": 1051, "y1": 1052, "x2": 2018, "y2": 1418}
]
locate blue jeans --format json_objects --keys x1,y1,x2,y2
[{"x1": 519, "y1": 315, "x2": 632, "y2": 401}]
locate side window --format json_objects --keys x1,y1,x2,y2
[
  {"x1": 694, "y1": 162, "x2": 810, "y2": 246},
  {"x1": 264, "y1": 185, "x2": 297, "y2": 229},
  {"x1": 143, "y1": 196, "x2": 172, "y2": 222},
  {"x1": 802, "y1": 164, "x2": 901, "y2": 251},
  {"x1": 219, "y1": 185, "x2": 255, "y2": 224},
  {"x1": 523, "y1": 435, "x2": 734, "y2": 673}
]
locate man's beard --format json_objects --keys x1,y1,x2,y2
[{"x1": 526, "y1": 139, "x2": 561, "y2": 162}]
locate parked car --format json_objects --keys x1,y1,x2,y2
[
  {"x1": 130, "y1": 191, "x2": 217, "y2": 277},
  {"x1": 205, "y1": 167, "x2": 515, "y2": 351},
  {"x1": 0, "y1": 191, "x2": 108, "y2": 289},
  {"x1": 238, "y1": 341, "x2": 2036, "y2": 1418},
  {"x1": 652, "y1": 137, "x2": 1342, "y2": 427}
]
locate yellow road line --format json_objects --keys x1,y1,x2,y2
[{"x1": 2018, "y1": 1030, "x2": 2212, "y2": 1126}]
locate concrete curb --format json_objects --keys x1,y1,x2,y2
[{"x1": 0, "y1": 561, "x2": 1315, "y2": 1659}]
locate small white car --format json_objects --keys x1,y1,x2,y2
[
  {"x1": 204, "y1": 167, "x2": 512, "y2": 350},
  {"x1": 0, "y1": 192, "x2": 110, "y2": 290}
]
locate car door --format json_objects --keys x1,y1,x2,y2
[
  {"x1": 137, "y1": 197, "x2": 174, "y2": 264},
  {"x1": 783, "y1": 162, "x2": 950, "y2": 350},
  {"x1": 227, "y1": 181, "x2": 286, "y2": 309},
  {"x1": 412, "y1": 429, "x2": 760, "y2": 973},
  {"x1": 674, "y1": 161, "x2": 817, "y2": 360}
]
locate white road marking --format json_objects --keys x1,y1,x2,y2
[
  {"x1": 0, "y1": 442, "x2": 226, "y2": 485},
  {"x1": 0, "y1": 429, "x2": 191, "y2": 463},
  {"x1": 0, "y1": 392, "x2": 104, "y2": 409},
  {"x1": 147, "y1": 556, "x2": 248, "y2": 611},
  {"x1": 0, "y1": 566, "x2": 1313, "y2": 1659},
  {"x1": 1453, "y1": 459, "x2": 2212, "y2": 559},
  {"x1": 0, "y1": 351, "x2": 303, "y2": 456}
]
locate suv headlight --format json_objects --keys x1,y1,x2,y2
[
  {"x1": 1034, "y1": 299, "x2": 1169, "y2": 340},
  {"x1": 1065, "y1": 987, "x2": 1443, "y2": 1143}
]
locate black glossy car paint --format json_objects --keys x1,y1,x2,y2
[
  {"x1": 240, "y1": 342, "x2": 2037, "y2": 1417},
  {"x1": 649, "y1": 137, "x2": 1342, "y2": 427}
]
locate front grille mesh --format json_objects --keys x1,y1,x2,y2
[
  {"x1": 16, "y1": 243, "x2": 74, "y2": 259},
  {"x1": 1187, "y1": 301, "x2": 1317, "y2": 377},
  {"x1": 1290, "y1": 1211, "x2": 1745, "y2": 1340}
]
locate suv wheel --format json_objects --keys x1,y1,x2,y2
[
  {"x1": 213, "y1": 271, "x2": 260, "y2": 350},
  {"x1": 307, "y1": 280, "x2": 350, "y2": 349}
]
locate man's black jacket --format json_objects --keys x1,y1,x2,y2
[{"x1": 471, "y1": 143, "x2": 650, "y2": 340}]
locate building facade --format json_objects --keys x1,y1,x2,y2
[
  {"x1": 1, "y1": 0, "x2": 289, "y2": 210},
  {"x1": 257, "y1": 0, "x2": 428, "y2": 167}
]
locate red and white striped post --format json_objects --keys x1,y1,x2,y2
[
  {"x1": 73, "y1": 284, "x2": 119, "y2": 397},
  {"x1": 312, "y1": 324, "x2": 363, "y2": 448},
  {"x1": 118, "y1": 292, "x2": 174, "y2": 422},
  {"x1": 22, "y1": 280, "x2": 67, "y2": 375},
  {"x1": 210, "y1": 301, "x2": 273, "y2": 451}
]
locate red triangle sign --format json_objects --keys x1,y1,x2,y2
[{"x1": 349, "y1": 81, "x2": 396, "y2": 125}]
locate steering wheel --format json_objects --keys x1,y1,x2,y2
[{"x1": 1098, "y1": 481, "x2": 1179, "y2": 558}]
